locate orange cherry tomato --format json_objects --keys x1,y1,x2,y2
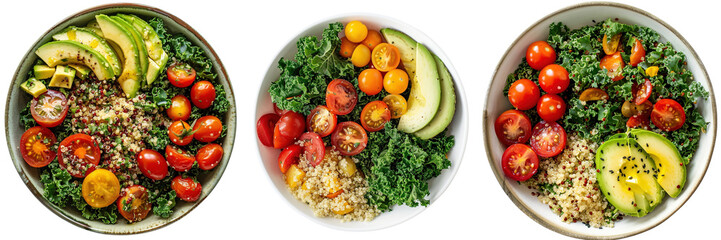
[
  {"x1": 600, "y1": 52, "x2": 625, "y2": 81},
  {"x1": 339, "y1": 37, "x2": 358, "y2": 58},
  {"x1": 602, "y1": 33, "x2": 621, "y2": 55},
  {"x1": 383, "y1": 69, "x2": 409, "y2": 94},
  {"x1": 630, "y1": 38, "x2": 646, "y2": 67},
  {"x1": 371, "y1": 43, "x2": 401, "y2": 72},
  {"x1": 167, "y1": 95, "x2": 192, "y2": 121},
  {"x1": 360, "y1": 101, "x2": 391, "y2": 132},
  {"x1": 358, "y1": 69, "x2": 383, "y2": 95},
  {"x1": 383, "y1": 94, "x2": 407, "y2": 119},
  {"x1": 360, "y1": 30, "x2": 382, "y2": 50},
  {"x1": 579, "y1": 88, "x2": 609, "y2": 101}
]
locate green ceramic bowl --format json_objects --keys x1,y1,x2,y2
[{"x1": 5, "y1": 3, "x2": 236, "y2": 234}]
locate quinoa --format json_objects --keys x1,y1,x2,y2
[{"x1": 525, "y1": 134, "x2": 621, "y2": 228}]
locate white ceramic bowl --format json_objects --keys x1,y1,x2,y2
[
  {"x1": 255, "y1": 14, "x2": 467, "y2": 231},
  {"x1": 483, "y1": 2, "x2": 715, "y2": 239}
]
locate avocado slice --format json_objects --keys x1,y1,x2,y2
[
  {"x1": 596, "y1": 138, "x2": 665, "y2": 217},
  {"x1": 397, "y1": 43, "x2": 441, "y2": 133},
  {"x1": 21, "y1": 78, "x2": 47, "y2": 98},
  {"x1": 117, "y1": 13, "x2": 168, "y2": 84},
  {"x1": 110, "y1": 16, "x2": 148, "y2": 78},
  {"x1": 85, "y1": 20, "x2": 104, "y2": 37},
  {"x1": 381, "y1": 28, "x2": 418, "y2": 82},
  {"x1": 414, "y1": 55, "x2": 456, "y2": 139},
  {"x1": 33, "y1": 65, "x2": 55, "y2": 79},
  {"x1": 48, "y1": 65, "x2": 75, "y2": 89},
  {"x1": 52, "y1": 26, "x2": 122, "y2": 76},
  {"x1": 629, "y1": 129, "x2": 687, "y2": 198},
  {"x1": 69, "y1": 64, "x2": 92, "y2": 79},
  {"x1": 96, "y1": 14, "x2": 142, "y2": 97},
  {"x1": 35, "y1": 40, "x2": 114, "y2": 81}
]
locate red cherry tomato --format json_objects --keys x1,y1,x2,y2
[
  {"x1": 600, "y1": 52, "x2": 625, "y2": 81},
  {"x1": 171, "y1": 176, "x2": 202, "y2": 202},
  {"x1": 630, "y1": 38, "x2": 646, "y2": 67},
  {"x1": 167, "y1": 95, "x2": 192, "y2": 121},
  {"x1": 627, "y1": 115, "x2": 650, "y2": 129},
  {"x1": 31, "y1": 89, "x2": 69, "y2": 128},
  {"x1": 634, "y1": 79, "x2": 653, "y2": 105},
  {"x1": 526, "y1": 41, "x2": 557, "y2": 70},
  {"x1": 536, "y1": 94, "x2": 566, "y2": 122},
  {"x1": 20, "y1": 126, "x2": 56, "y2": 168},
  {"x1": 330, "y1": 121, "x2": 368, "y2": 156},
  {"x1": 278, "y1": 145, "x2": 302, "y2": 174},
  {"x1": 325, "y1": 79, "x2": 358, "y2": 115},
  {"x1": 651, "y1": 99, "x2": 686, "y2": 131},
  {"x1": 136, "y1": 149, "x2": 168, "y2": 180},
  {"x1": 58, "y1": 133, "x2": 101, "y2": 178},
  {"x1": 507, "y1": 79, "x2": 540, "y2": 110},
  {"x1": 273, "y1": 111, "x2": 305, "y2": 149},
  {"x1": 307, "y1": 106, "x2": 337, "y2": 137},
  {"x1": 168, "y1": 120, "x2": 194, "y2": 146},
  {"x1": 273, "y1": 103, "x2": 289, "y2": 115},
  {"x1": 538, "y1": 64, "x2": 569, "y2": 94},
  {"x1": 193, "y1": 116, "x2": 223, "y2": 143},
  {"x1": 529, "y1": 121, "x2": 567, "y2": 158},
  {"x1": 256, "y1": 113, "x2": 280, "y2": 147},
  {"x1": 167, "y1": 63, "x2": 196, "y2": 88},
  {"x1": 166, "y1": 145, "x2": 196, "y2": 172},
  {"x1": 196, "y1": 143, "x2": 224, "y2": 170},
  {"x1": 360, "y1": 101, "x2": 391, "y2": 132},
  {"x1": 190, "y1": 80, "x2": 216, "y2": 109},
  {"x1": 117, "y1": 185, "x2": 151, "y2": 223},
  {"x1": 299, "y1": 132, "x2": 325, "y2": 167},
  {"x1": 501, "y1": 144, "x2": 539, "y2": 181},
  {"x1": 494, "y1": 110, "x2": 533, "y2": 146}
]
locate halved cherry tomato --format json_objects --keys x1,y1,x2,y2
[
  {"x1": 358, "y1": 68, "x2": 383, "y2": 95},
  {"x1": 257, "y1": 113, "x2": 280, "y2": 147},
  {"x1": 196, "y1": 143, "x2": 224, "y2": 170},
  {"x1": 501, "y1": 144, "x2": 539, "y2": 181},
  {"x1": 600, "y1": 52, "x2": 625, "y2": 81},
  {"x1": 167, "y1": 63, "x2": 196, "y2": 88},
  {"x1": 630, "y1": 38, "x2": 646, "y2": 67},
  {"x1": 383, "y1": 69, "x2": 409, "y2": 94},
  {"x1": 169, "y1": 120, "x2": 194, "y2": 146},
  {"x1": 602, "y1": 33, "x2": 621, "y2": 55},
  {"x1": 325, "y1": 79, "x2": 358, "y2": 115},
  {"x1": 31, "y1": 89, "x2": 68, "y2": 128},
  {"x1": 82, "y1": 168, "x2": 120, "y2": 208},
  {"x1": 117, "y1": 185, "x2": 151, "y2": 223},
  {"x1": 627, "y1": 115, "x2": 650, "y2": 129},
  {"x1": 167, "y1": 95, "x2": 192, "y2": 121},
  {"x1": 360, "y1": 101, "x2": 391, "y2": 132},
  {"x1": 526, "y1": 41, "x2": 556, "y2": 70},
  {"x1": 622, "y1": 100, "x2": 653, "y2": 118},
  {"x1": 529, "y1": 121, "x2": 567, "y2": 158},
  {"x1": 331, "y1": 121, "x2": 368, "y2": 156},
  {"x1": 166, "y1": 145, "x2": 196, "y2": 172},
  {"x1": 579, "y1": 88, "x2": 609, "y2": 101},
  {"x1": 20, "y1": 126, "x2": 56, "y2": 168},
  {"x1": 634, "y1": 79, "x2": 653, "y2": 105},
  {"x1": 538, "y1": 64, "x2": 569, "y2": 94},
  {"x1": 360, "y1": 30, "x2": 382, "y2": 50},
  {"x1": 278, "y1": 145, "x2": 302, "y2": 174},
  {"x1": 507, "y1": 79, "x2": 540, "y2": 110},
  {"x1": 58, "y1": 133, "x2": 101, "y2": 178},
  {"x1": 651, "y1": 99, "x2": 686, "y2": 131},
  {"x1": 171, "y1": 175, "x2": 202, "y2": 202},
  {"x1": 494, "y1": 110, "x2": 532, "y2": 146},
  {"x1": 351, "y1": 45, "x2": 371, "y2": 67},
  {"x1": 274, "y1": 111, "x2": 305, "y2": 149},
  {"x1": 383, "y1": 94, "x2": 407, "y2": 119},
  {"x1": 339, "y1": 37, "x2": 358, "y2": 58},
  {"x1": 371, "y1": 43, "x2": 401, "y2": 72},
  {"x1": 299, "y1": 132, "x2": 325, "y2": 167},
  {"x1": 307, "y1": 106, "x2": 337, "y2": 137},
  {"x1": 537, "y1": 94, "x2": 566, "y2": 122},
  {"x1": 344, "y1": 21, "x2": 367, "y2": 43},
  {"x1": 190, "y1": 80, "x2": 216, "y2": 109},
  {"x1": 193, "y1": 116, "x2": 223, "y2": 143},
  {"x1": 137, "y1": 149, "x2": 168, "y2": 180}
]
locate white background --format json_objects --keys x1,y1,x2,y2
[{"x1": 1, "y1": 0, "x2": 717, "y2": 239}]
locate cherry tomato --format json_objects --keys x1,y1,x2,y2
[
  {"x1": 136, "y1": 149, "x2": 168, "y2": 180},
  {"x1": 82, "y1": 168, "x2": 120, "y2": 208},
  {"x1": 331, "y1": 121, "x2": 368, "y2": 156},
  {"x1": 526, "y1": 41, "x2": 556, "y2": 70},
  {"x1": 579, "y1": 88, "x2": 609, "y2": 101},
  {"x1": 117, "y1": 185, "x2": 151, "y2": 223},
  {"x1": 383, "y1": 69, "x2": 409, "y2": 94},
  {"x1": 538, "y1": 64, "x2": 569, "y2": 94},
  {"x1": 193, "y1": 116, "x2": 223, "y2": 143},
  {"x1": 299, "y1": 132, "x2": 325, "y2": 167},
  {"x1": 167, "y1": 95, "x2": 192, "y2": 121},
  {"x1": 634, "y1": 79, "x2": 653, "y2": 105},
  {"x1": 360, "y1": 101, "x2": 391, "y2": 132},
  {"x1": 31, "y1": 89, "x2": 68, "y2": 128},
  {"x1": 273, "y1": 103, "x2": 289, "y2": 115},
  {"x1": 196, "y1": 143, "x2": 223, "y2": 170},
  {"x1": 20, "y1": 126, "x2": 56, "y2": 168},
  {"x1": 494, "y1": 110, "x2": 532, "y2": 146},
  {"x1": 190, "y1": 80, "x2": 216, "y2": 109},
  {"x1": 344, "y1": 21, "x2": 368, "y2": 43},
  {"x1": 600, "y1": 52, "x2": 625, "y2": 81},
  {"x1": 166, "y1": 145, "x2": 196, "y2": 172},
  {"x1": 371, "y1": 43, "x2": 401, "y2": 72},
  {"x1": 602, "y1": 33, "x2": 621, "y2": 55},
  {"x1": 256, "y1": 113, "x2": 280, "y2": 147},
  {"x1": 360, "y1": 30, "x2": 382, "y2": 50},
  {"x1": 501, "y1": 144, "x2": 539, "y2": 181},
  {"x1": 58, "y1": 133, "x2": 101, "y2": 178},
  {"x1": 622, "y1": 100, "x2": 653, "y2": 118},
  {"x1": 273, "y1": 111, "x2": 305, "y2": 149},
  {"x1": 339, "y1": 37, "x2": 358, "y2": 58},
  {"x1": 383, "y1": 94, "x2": 407, "y2": 119},
  {"x1": 358, "y1": 68, "x2": 383, "y2": 95},
  {"x1": 536, "y1": 94, "x2": 566, "y2": 122},
  {"x1": 307, "y1": 106, "x2": 337, "y2": 137},
  {"x1": 278, "y1": 145, "x2": 302, "y2": 174},
  {"x1": 351, "y1": 44, "x2": 371, "y2": 67},
  {"x1": 630, "y1": 38, "x2": 646, "y2": 67},
  {"x1": 171, "y1": 175, "x2": 202, "y2": 202},
  {"x1": 529, "y1": 121, "x2": 567, "y2": 158},
  {"x1": 168, "y1": 120, "x2": 194, "y2": 146},
  {"x1": 507, "y1": 79, "x2": 540, "y2": 110},
  {"x1": 651, "y1": 99, "x2": 686, "y2": 131},
  {"x1": 627, "y1": 115, "x2": 650, "y2": 129},
  {"x1": 325, "y1": 79, "x2": 358, "y2": 115},
  {"x1": 167, "y1": 63, "x2": 196, "y2": 88}
]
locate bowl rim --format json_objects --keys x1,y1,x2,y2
[
  {"x1": 482, "y1": 1, "x2": 717, "y2": 239},
  {"x1": 4, "y1": 2, "x2": 236, "y2": 235},
  {"x1": 254, "y1": 12, "x2": 468, "y2": 231}
]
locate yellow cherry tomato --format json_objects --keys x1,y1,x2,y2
[
  {"x1": 383, "y1": 94, "x2": 408, "y2": 119},
  {"x1": 339, "y1": 37, "x2": 357, "y2": 58},
  {"x1": 345, "y1": 21, "x2": 368, "y2": 43},
  {"x1": 351, "y1": 45, "x2": 371, "y2": 67},
  {"x1": 358, "y1": 69, "x2": 383, "y2": 95},
  {"x1": 383, "y1": 69, "x2": 409, "y2": 94},
  {"x1": 82, "y1": 169, "x2": 121, "y2": 208},
  {"x1": 360, "y1": 30, "x2": 383, "y2": 50}
]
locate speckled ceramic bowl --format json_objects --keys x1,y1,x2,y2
[
  {"x1": 484, "y1": 2, "x2": 715, "y2": 239},
  {"x1": 255, "y1": 14, "x2": 467, "y2": 231},
  {"x1": 5, "y1": 3, "x2": 236, "y2": 234}
]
